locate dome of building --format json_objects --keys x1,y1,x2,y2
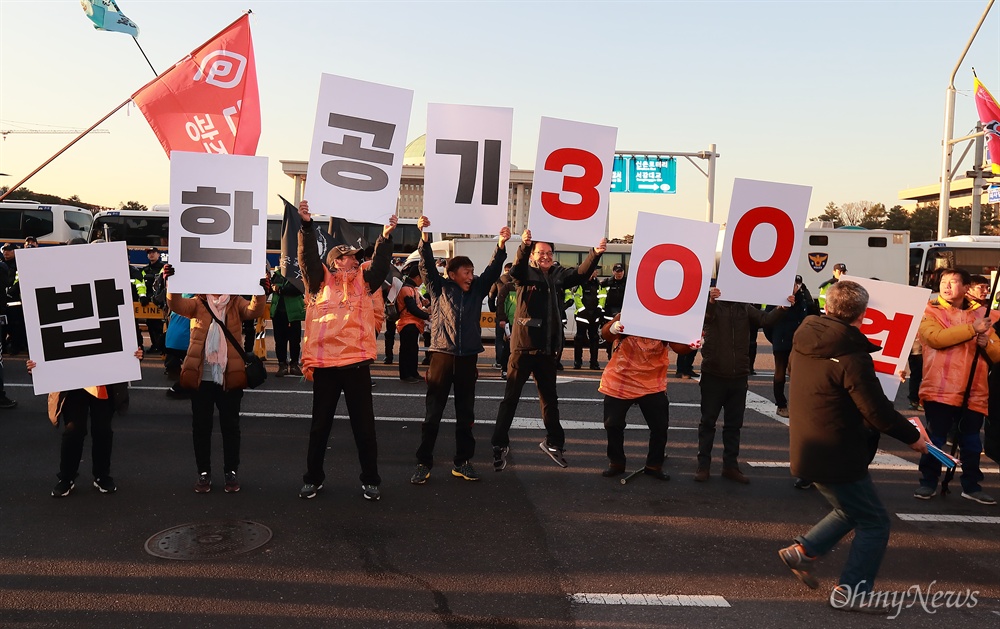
[{"x1": 402, "y1": 134, "x2": 518, "y2": 169}]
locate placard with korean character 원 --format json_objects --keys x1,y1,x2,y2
[
  {"x1": 168, "y1": 151, "x2": 268, "y2": 295},
  {"x1": 848, "y1": 277, "x2": 931, "y2": 399},
  {"x1": 527, "y1": 117, "x2": 617, "y2": 247},
  {"x1": 303, "y1": 74, "x2": 414, "y2": 224},
  {"x1": 423, "y1": 103, "x2": 513, "y2": 235},
  {"x1": 619, "y1": 212, "x2": 718, "y2": 344},
  {"x1": 715, "y1": 178, "x2": 812, "y2": 306},
  {"x1": 18, "y1": 241, "x2": 142, "y2": 395}
]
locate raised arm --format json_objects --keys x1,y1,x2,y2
[{"x1": 296, "y1": 200, "x2": 325, "y2": 294}]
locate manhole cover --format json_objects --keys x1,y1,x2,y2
[{"x1": 145, "y1": 520, "x2": 272, "y2": 560}]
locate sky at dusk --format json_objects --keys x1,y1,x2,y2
[{"x1": 0, "y1": 0, "x2": 997, "y2": 238}]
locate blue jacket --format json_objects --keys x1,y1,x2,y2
[{"x1": 419, "y1": 238, "x2": 506, "y2": 356}]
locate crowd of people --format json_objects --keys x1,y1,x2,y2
[{"x1": 9, "y1": 209, "x2": 1000, "y2": 614}]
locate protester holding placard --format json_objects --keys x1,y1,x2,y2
[
  {"x1": 914, "y1": 268, "x2": 1000, "y2": 505},
  {"x1": 395, "y1": 261, "x2": 429, "y2": 383},
  {"x1": 694, "y1": 287, "x2": 788, "y2": 484},
  {"x1": 165, "y1": 270, "x2": 267, "y2": 494},
  {"x1": 296, "y1": 200, "x2": 396, "y2": 502},
  {"x1": 491, "y1": 229, "x2": 606, "y2": 470},
  {"x1": 598, "y1": 314, "x2": 693, "y2": 480},
  {"x1": 780, "y1": 280, "x2": 929, "y2": 611},
  {"x1": 763, "y1": 275, "x2": 818, "y2": 418},
  {"x1": 409, "y1": 216, "x2": 509, "y2": 485}
]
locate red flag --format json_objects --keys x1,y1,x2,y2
[
  {"x1": 974, "y1": 75, "x2": 1000, "y2": 175},
  {"x1": 131, "y1": 14, "x2": 260, "y2": 157}
]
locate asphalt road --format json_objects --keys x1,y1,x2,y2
[{"x1": 1, "y1": 339, "x2": 998, "y2": 628}]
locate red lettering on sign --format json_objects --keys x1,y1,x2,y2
[
  {"x1": 636, "y1": 244, "x2": 702, "y2": 316},
  {"x1": 860, "y1": 308, "x2": 913, "y2": 360},
  {"x1": 540, "y1": 148, "x2": 603, "y2": 221},
  {"x1": 872, "y1": 359, "x2": 896, "y2": 375},
  {"x1": 730, "y1": 206, "x2": 795, "y2": 277}
]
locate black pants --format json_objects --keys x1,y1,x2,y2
[
  {"x1": 398, "y1": 324, "x2": 421, "y2": 379},
  {"x1": 772, "y1": 350, "x2": 790, "y2": 408},
  {"x1": 384, "y1": 314, "x2": 398, "y2": 358},
  {"x1": 604, "y1": 392, "x2": 669, "y2": 469},
  {"x1": 907, "y1": 353, "x2": 923, "y2": 404},
  {"x1": 58, "y1": 389, "x2": 115, "y2": 481},
  {"x1": 272, "y1": 309, "x2": 302, "y2": 365},
  {"x1": 242, "y1": 319, "x2": 256, "y2": 354},
  {"x1": 417, "y1": 353, "x2": 478, "y2": 468},
  {"x1": 191, "y1": 381, "x2": 243, "y2": 474},
  {"x1": 574, "y1": 317, "x2": 600, "y2": 367},
  {"x1": 304, "y1": 364, "x2": 380, "y2": 486},
  {"x1": 697, "y1": 373, "x2": 748, "y2": 469},
  {"x1": 147, "y1": 318, "x2": 164, "y2": 352},
  {"x1": 492, "y1": 352, "x2": 563, "y2": 449},
  {"x1": 675, "y1": 349, "x2": 697, "y2": 375}
]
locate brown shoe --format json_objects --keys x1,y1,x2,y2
[
  {"x1": 722, "y1": 466, "x2": 750, "y2": 484},
  {"x1": 693, "y1": 467, "x2": 710, "y2": 482}
]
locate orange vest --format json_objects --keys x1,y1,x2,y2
[
  {"x1": 301, "y1": 266, "x2": 377, "y2": 380},
  {"x1": 918, "y1": 298, "x2": 1000, "y2": 414},
  {"x1": 599, "y1": 336, "x2": 671, "y2": 399},
  {"x1": 396, "y1": 284, "x2": 426, "y2": 333}
]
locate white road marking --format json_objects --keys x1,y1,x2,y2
[
  {"x1": 897, "y1": 513, "x2": 1000, "y2": 524},
  {"x1": 240, "y1": 412, "x2": 695, "y2": 430},
  {"x1": 570, "y1": 593, "x2": 730, "y2": 607}
]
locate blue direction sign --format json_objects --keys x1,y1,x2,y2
[
  {"x1": 629, "y1": 156, "x2": 677, "y2": 194},
  {"x1": 611, "y1": 155, "x2": 628, "y2": 193},
  {"x1": 989, "y1": 186, "x2": 1000, "y2": 204}
]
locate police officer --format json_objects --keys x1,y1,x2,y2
[
  {"x1": 601, "y1": 263, "x2": 627, "y2": 358},
  {"x1": 573, "y1": 269, "x2": 604, "y2": 370},
  {"x1": 817, "y1": 263, "x2": 846, "y2": 312}
]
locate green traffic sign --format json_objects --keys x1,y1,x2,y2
[{"x1": 610, "y1": 155, "x2": 677, "y2": 194}]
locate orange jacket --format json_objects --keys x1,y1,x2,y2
[
  {"x1": 598, "y1": 315, "x2": 692, "y2": 399},
  {"x1": 918, "y1": 297, "x2": 1000, "y2": 414},
  {"x1": 167, "y1": 294, "x2": 266, "y2": 391},
  {"x1": 395, "y1": 284, "x2": 427, "y2": 333},
  {"x1": 301, "y1": 266, "x2": 378, "y2": 378}
]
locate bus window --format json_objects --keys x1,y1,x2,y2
[
  {"x1": 908, "y1": 248, "x2": 924, "y2": 287},
  {"x1": 23, "y1": 209, "x2": 54, "y2": 238},
  {"x1": 554, "y1": 251, "x2": 582, "y2": 269},
  {"x1": 64, "y1": 210, "x2": 93, "y2": 234}
]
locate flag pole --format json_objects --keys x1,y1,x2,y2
[
  {"x1": 132, "y1": 36, "x2": 157, "y2": 76},
  {"x1": 0, "y1": 97, "x2": 131, "y2": 202}
]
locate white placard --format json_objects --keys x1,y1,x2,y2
[
  {"x1": 18, "y1": 242, "x2": 141, "y2": 395},
  {"x1": 527, "y1": 116, "x2": 617, "y2": 247},
  {"x1": 619, "y1": 212, "x2": 718, "y2": 344},
  {"x1": 849, "y1": 277, "x2": 931, "y2": 399},
  {"x1": 716, "y1": 178, "x2": 812, "y2": 305},
  {"x1": 169, "y1": 151, "x2": 268, "y2": 295},
  {"x1": 423, "y1": 103, "x2": 513, "y2": 235},
  {"x1": 303, "y1": 74, "x2": 413, "y2": 224}
]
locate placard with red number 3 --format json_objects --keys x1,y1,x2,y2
[
  {"x1": 849, "y1": 277, "x2": 931, "y2": 399},
  {"x1": 619, "y1": 212, "x2": 718, "y2": 344},
  {"x1": 527, "y1": 117, "x2": 617, "y2": 247},
  {"x1": 715, "y1": 178, "x2": 812, "y2": 305}
]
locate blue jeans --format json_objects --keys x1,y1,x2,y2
[
  {"x1": 798, "y1": 474, "x2": 890, "y2": 594},
  {"x1": 918, "y1": 401, "x2": 984, "y2": 493}
]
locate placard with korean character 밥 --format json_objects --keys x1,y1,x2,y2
[
  {"x1": 303, "y1": 74, "x2": 414, "y2": 224},
  {"x1": 18, "y1": 241, "x2": 142, "y2": 395},
  {"x1": 168, "y1": 151, "x2": 268, "y2": 295}
]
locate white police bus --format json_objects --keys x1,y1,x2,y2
[{"x1": 0, "y1": 200, "x2": 93, "y2": 247}]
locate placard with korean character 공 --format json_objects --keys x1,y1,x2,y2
[
  {"x1": 18, "y1": 241, "x2": 142, "y2": 395},
  {"x1": 168, "y1": 151, "x2": 268, "y2": 295}
]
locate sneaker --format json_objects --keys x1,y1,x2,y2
[
  {"x1": 555, "y1": 362, "x2": 564, "y2": 371},
  {"x1": 93, "y1": 477, "x2": 117, "y2": 494},
  {"x1": 290, "y1": 364, "x2": 303, "y2": 377},
  {"x1": 299, "y1": 482, "x2": 323, "y2": 499},
  {"x1": 224, "y1": 471, "x2": 240, "y2": 493},
  {"x1": 776, "y1": 407, "x2": 789, "y2": 418},
  {"x1": 410, "y1": 464, "x2": 431, "y2": 485},
  {"x1": 693, "y1": 467, "x2": 710, "y2": 482},
  {"x1": 793, "y1": 478, "x2": 814, "y2": 490},
  {"x1": 573, "y1": 362, "x2": 582, "y2": 370},
  {"x1": 362, "y1": 484, "x2": 381, "y2": 501},
  {"x1": 166, "y1": 383, "x2": 191, "y2": 399},
  {"x1": 492, "y1": 362, "x2": 502, "y2": 369},
  {"x1": 401, "y1": 376, "x2": 423, "y2": 384},
  {"x1": 908, "y1": 400, "x2": 923, "y2": 411},
  {"x1": 194, "y1": 472, "x2": 211, "y2": 493},
  {"x1": 500, "y1": 371, "x2": 507, "y2": 380},
  {"x1": 51, "y1": 479, "x2": 75, "y2": 498},
  {"x1": 589, "y1": 362, "x2": 600, "y2": 370},
  {"x1": 493, "y1": 446, "x2": 509, "y2": 472},
  {"x1": 778, "y1": 543, "x2": 820, "y2": 589},
  {"x1": 643, "y1": 467, "x2": 670, "y2": 481},
  {"x1": 829, "y1": 585, "x2": 890, "y2": 615},
  {"x1": 961, "y1": 491, "x2": 996, "y2": 505},
  {"x1": 383, "y1": 356, "x2": 394, "y2": 365},
  {"x1": 275, "y1": 363, "x2": 288, "y2": 378},
  {"x1": 539, "y1": 440, "x2": 568, "y2": 468},
  {"x1": 602, "y1": 465, "x2": 625, "y2": 478},
  {"x1": 722, "y1": 466, "x2": 750, "y2": 484},
  {"x1": 451, "y1": 462, "x2": 480, "y2": 481},
  {"x1": 684, "y1": 370, "x2": 699, "y2": 378},
  {"x1": 0, "y1": 396, "x2": 17, "y2": 409},
  {"x1": 913, "y1": 485, "x2": 936, "y2": 500}
]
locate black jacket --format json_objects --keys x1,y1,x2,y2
[
  {"x1": 509, "y1": 241, "x2": 601, "y2": 356},
  {"x1": 419, "y1": 238, "x2": 506, "y2": 356},
  {"x1": 763, "y1": 286, "x2": 818, "y2": 353},
  {"x1": 789, "y1": 315, "x2": 919, "y2": 483},
  {"x1": 701, "y1": 301, "x2": 784, "y2": 377},
  {"x1": 601, "y1": 275, "x2": 626, "y2": 315}
]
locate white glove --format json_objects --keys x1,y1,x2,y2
[
  {"x1": 504, "y1": 323, "x2": 511, "y2": 338},
  {"x1": 610, "y1": 320, "x2": 624, "y2": 335}
]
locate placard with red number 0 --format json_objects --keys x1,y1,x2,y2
[
  {"x1": 527, "y1": 116, "x2": 617, "y2": 247},
  {"x1": 849, "y1": 277, "x2": 931, "y2": 399},
  {"x1": 715, "y1": 178, "x2": 812, "y2": 305},
  {"x1": 619, "y1": 211, "x2": 718, "y2": 344}
]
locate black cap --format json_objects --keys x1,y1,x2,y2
[
  {"x1": 146, "y1": 247, "x2": 160, "y2": 254},
  {"x1": 613, "y1": 263, "x2": 624, "y2": 272},
  {"x1": 795, "y1": 274, "x2": 803, "y2": 283},
  {"x1": 1, "y1": 243, "x2": 14, "y2": 251},
  {"x1": 833, "y1": 263, "x2": 847, "y2": 272}
]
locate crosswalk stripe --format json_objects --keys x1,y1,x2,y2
[
  {"x1": 239, "y1": 413, "x2": 695, "y2": 430},
  {"x1": 570, "y1": 593, "x2": 730, "y2": 607},
  {"x1": 897, "y1": 513, "x2": 1000, "y2": 524}
]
